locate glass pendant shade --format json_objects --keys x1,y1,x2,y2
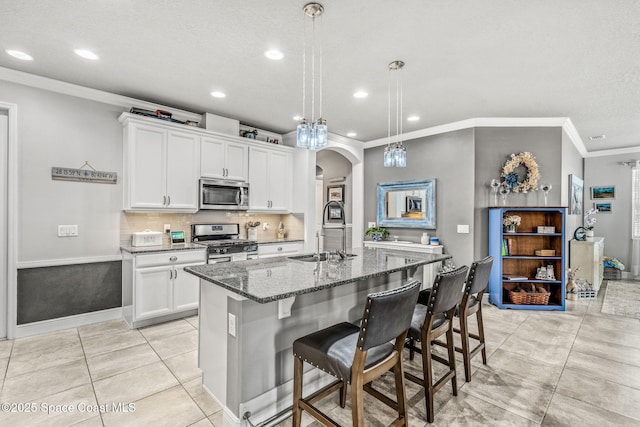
[
  {"x1": 296, "y1": 119, "x2": 310, "y2": 148},
  {"x1": 395, "y1": 143, "x2": 407, "y2": 167},
  {"x1": 383, "y1": 60, "x2": 408, "y2": 167},
  {"x1": 297, "y1": 3, "x2": 328, "y2": 151}
]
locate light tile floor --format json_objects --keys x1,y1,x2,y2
[{"x1": 0, "y1": 280, "x2": 638, "y2": 426}]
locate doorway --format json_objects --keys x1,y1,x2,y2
[
  {"x1": 316, "y1": 150, "x2": 352, "y2": 252},
  {"x1": 0, "y1": 111, "x2": 8, "y2": 338}
]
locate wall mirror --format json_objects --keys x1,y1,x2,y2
[{"x1": 376, "y1": 179, "x2": 436, "y2": 228}]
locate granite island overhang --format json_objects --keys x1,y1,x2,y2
[{"x1": 185, "y1": 246, "x2": 451, "y2": 427}]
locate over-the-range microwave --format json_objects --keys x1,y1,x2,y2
[{"x1": 199, "y1": 178, "x2": 249, "y2": 210}]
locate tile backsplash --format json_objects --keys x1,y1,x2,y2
[{"x1": 121, "y1": 211, "x2": 305, "y2": 246}]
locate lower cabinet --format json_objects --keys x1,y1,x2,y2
[
  {"x1": 258, "y1": 241, "x2": 304, "y2": 258},
  {"x1": 122, "y1": 249, "x2": 206, "y2": 328}
]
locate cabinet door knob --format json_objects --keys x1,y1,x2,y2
[{"x1": 169, "y1": 256, "x2": 178, "y2": 261}]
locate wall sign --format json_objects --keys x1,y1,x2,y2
[{"x1": 52, "y1": 162, "x2": 118, "y2": 184}]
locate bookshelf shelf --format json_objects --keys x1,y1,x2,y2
[{"x1": 489, "y1": 207, "x2": 566, "y2": 311}]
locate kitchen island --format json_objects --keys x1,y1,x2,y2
[{"x1": 185, "y1": 246, "x2": 451, "y2": 427}]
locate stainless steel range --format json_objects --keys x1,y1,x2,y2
[{"x1": 191, "y1": 224, "x2": 258, "y2": 264}]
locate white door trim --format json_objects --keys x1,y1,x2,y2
[{"x1": 0, "y1": 101, "x2": 17, "y2": 339}]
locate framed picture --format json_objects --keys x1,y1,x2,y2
[
  {"x1": 327, "y1": 185, "x2": 345, "y2": 202},
  {"x1": 591, "y1": 186, "x2": 615, "y2": 199},
  {"x1": 328, "y1": 206, "x2": 343, "y2": 220},
  {"x1": 594, "y1": 202, "x2": 612, "y2": 213},
  {"x1": 405, "y1": 195, "x2": 423, "y2": 213},
  {"x1": 569, "y1": 174, "x2": 583, "y2": 215}
]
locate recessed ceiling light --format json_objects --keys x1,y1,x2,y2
[
  {"x1": 264, "y1": 49, "x2": 284, "y2": 60},
  {"x1": 346, "y1": 132, "x2": 357, "y2": 137},
  {"x1": 6, "y1": 49, "x2": 33, "y2": 60},
  {"x1": 74, "y1": 49, "x2": 99, "y2": 60},
  {"x1": 588, "y1": 134, "x2": 606, "y2": 141},
  {"x1": 210, "y1": 91, "x2": 226, "y2": 98},
  {"x1": 6, "y1": 49, "x2": 33, "y2": 61},
  {"x1": 293, "y1": 115, "x2": 303, "y2": 121},
  {"x1": 407, "y1": 115, "x2": 420, "y2": 122},
  {"x1": 353, "y1": 91, "x2": 368, "y2": 99}
]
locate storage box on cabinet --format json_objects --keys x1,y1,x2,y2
[{"x1": 489, "y1": 207, "x2": 566, "y2": 311}]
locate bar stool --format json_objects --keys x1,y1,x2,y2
[
  {"x1": 292, "y1": 280, "x2": 421, "y2": 427},
  {"x1": 403, "y1": 266, "x2": 468, "y2": 423},
  {"x1": 455, "y1": 256, "x2": 493, "y2": 382}
]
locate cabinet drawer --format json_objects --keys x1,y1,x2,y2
[
  {"x1": 258, "y1": 242, "x2": 304, "y2": 257},
  {"x1": 135, "y1": 250, "x2": 206, "y2": 268}
]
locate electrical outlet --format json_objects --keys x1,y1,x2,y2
[
  {"x1": 457, "y1": 224, "x2": 470, "y2": 233},
  {"x1": 164, "y1": 224, "x2": 171, "y2": 233},
  {"x1": 228, "y1": 313, "x2": 236, "y2": 337},
  {"x1": 58, "y1": 225, "x2": 78, "y2": 237},
  {"x1": 368, "y1": 222, "x2": 376, "y2": 228},
  {"x1": 263, "y1": 222, "x2": 269, "y2": 230}
]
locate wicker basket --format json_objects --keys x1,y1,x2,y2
[{"x1": 508, "y1": 289, "x2": 550, "y2": 305}]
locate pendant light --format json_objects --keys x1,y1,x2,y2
[
  {"x1": 384, "y1": 60, "x2": 407, "y2": 167},
  {"x1": 296, "y1": 3, "x2": 328, "y2": 150}
]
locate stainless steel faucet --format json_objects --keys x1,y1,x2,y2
[{"x1": 321, "y1": 200, "x2": 347, "y2": 254}]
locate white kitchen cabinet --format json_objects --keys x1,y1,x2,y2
[
  {"x1": 121, "y1": 116, "x2": 200, "y2": 212},
  {"x1": 201, "y1": 136, "x2": 248, "y2": 181},
  {"x1": 258, "y1": 241, "x2": 304, "y2": 258},
  {"x1": 122, "y1": 248, "x2": 206, "y2": 328},
  {"x1": 363, "y1": 241, "x2": 444, "y2": 289},
  {"x1": 570, "y1": 237, "x2": 605, "y2": 293},
  {"x1": 249, "y1": 146, "x2": 292, "y2": 212}
]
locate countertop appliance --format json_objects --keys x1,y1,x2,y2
[
  {"x1": 192, "y1": 223, "x2": 258, "y2": 263},
  {"x1": 199, "y1": 178, "x2": 249, "y2": 210}
]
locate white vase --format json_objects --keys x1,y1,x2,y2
[
  {"x1": 585, "y1": 229, "x2": 594, "y2": 241},
  {"x1": 420, "y1": 232, "x2": 429, "y2": 244}
]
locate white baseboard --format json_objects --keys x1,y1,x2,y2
[{"x1": 14, "y1": 307, "x2": 123, "y2": 339}]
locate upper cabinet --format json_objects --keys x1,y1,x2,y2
[
  {"x1": 120, "y1": 113, "x2": 294, "y2": 214},
  {"x1": 249, "y1": 146, "x2": 292, "y2": 212},
  {"x1": 201, "y1": 136, "x2": 248, "y2": 182},
  {"x1": 121, "y1": 115, "x2": 200, "y2": 212}
]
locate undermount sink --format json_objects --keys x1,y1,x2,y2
[{"x1": 288, "y1": 253, "x2": 357, "y2": 262}]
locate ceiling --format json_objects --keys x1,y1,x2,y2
[{"x1": 2, "y1": 1, "x2": 640, "y2": 152}]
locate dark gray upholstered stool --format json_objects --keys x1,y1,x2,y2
[
  {"x1": 292, "y1": 280, "x2": 421, "y2": 427},
  {"x1": 404, "y1": 266, "x2": 468, "y2": 423},
  {"x1": 455, "y1": 256, "x2": 493, "y2": 382}
]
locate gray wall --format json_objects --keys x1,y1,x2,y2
[
  {"x1": 364, "y1": 129, "x2": 476, "y2": 267},
  {"x1": 474, "y1": 127, "x2": 565, "y2": 259},
  {"x1": 585, "y1": 152, "x2": 640, "y2": 267},
  {"x1": 0, "y1": 80, "x2": 124, "y2": 262},
  {"x1": 561, "y1": 129, "x2": 585, "y2": 241}
]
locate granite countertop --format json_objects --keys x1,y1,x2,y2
[
  {"x1": 185, "y1": 247, "x2": 451, "y2": 303},
  {"x1": 120, "y1": 242, "x2": 207, "y2": 254}
]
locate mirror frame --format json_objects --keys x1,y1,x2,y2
[{"x1": 376, "y1": 178, "x2": 436, "y2": 229}]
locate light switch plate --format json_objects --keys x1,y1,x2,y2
[
  {"x1": 58, "y1": 225, "x2": 78, "y2": 237},
  {"x1": 457, "y1": 224, "x2": 470, "y2": 233},
  {"x1": 228, "y1": 313, "x2": 236, "y2": 337}
]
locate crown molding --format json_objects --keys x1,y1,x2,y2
[
  {"x1": 363, "y1": 117, "x2": 589, "y2": 158},
  {"x1": 0, "y1": 66, "x2": 202, "y2": 121},
  {"x1": 584, "y1": 146, "x2": 640, "y2": 158}
]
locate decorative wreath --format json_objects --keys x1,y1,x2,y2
[{"x1": 501, "y1": 152, "x2": 540, "y2": 193}]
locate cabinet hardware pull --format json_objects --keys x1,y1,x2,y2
[
  {"x1": 163, "y1": 195, "x2": 167, "y2": 206},
  {"x1": 277, "y1": 247, "x2": 282, "y2": 251},
  {"x1": 167, "y1": 195, "x2": 171, "y2": 206},
  {"x1": 174, "y1": 268, "x2": 178, "y2": 279},
  {"x1": 169, "y1": 256, "x2": 178, "y2": 261},
  {"x1": 169, "y1": 269, "x2": 173, "y2": 280}
]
